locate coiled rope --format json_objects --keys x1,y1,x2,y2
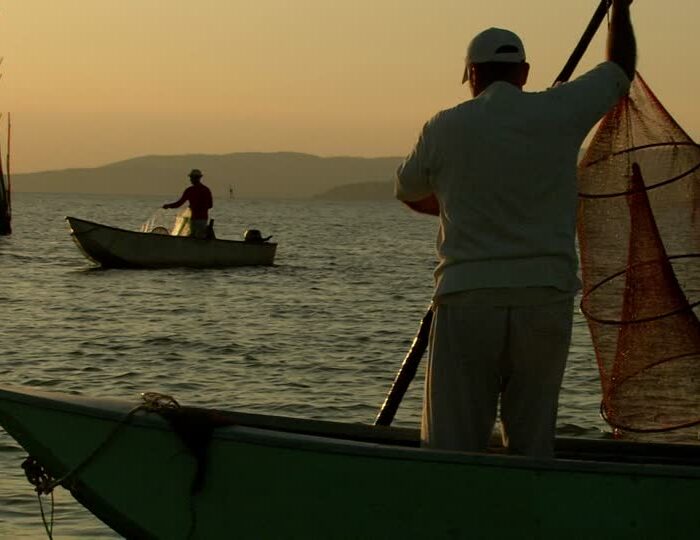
[{"x1": 22, "y1": 392, "x2": 184, "y2": 539}]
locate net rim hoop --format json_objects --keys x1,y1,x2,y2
[
  {"x1": 580, "y1": 254, "x2": 700, "y2": 325},
  {"x1": 605, "y1": 350, "x2": 700, "y2": 390},
  {"x1": 579, "y1": 142, "x2": 700, "y2": 199},
  {"x1": 581, "y1": 141, "x2": 700, "y2": 168},
  {"x1": 600, "y1": 400, "x2": 700, "y2": 434},
  {"x1": 602, "y1": 350, "x2": 700, "y2": 433}
]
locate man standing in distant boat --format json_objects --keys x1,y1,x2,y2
[
  {"x1": 395, "y1": 0, "x2": 636, "y2": 458},
  {"x1": 163, "y1": 168, "x2": 213, "y2": 239}
]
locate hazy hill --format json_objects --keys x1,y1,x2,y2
[
  {"x1": 13, "y1": 152, "x2": 403, "y2": 199},
  {"x1": 13, "y1": 148, "x2": 591, "y2": 200}
]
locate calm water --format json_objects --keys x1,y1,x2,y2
[{"x1": 1, "y1": 192, "x2": 604, "y2": 538}]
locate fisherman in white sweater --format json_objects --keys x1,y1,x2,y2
[{"x1": 395, "y1": 0, "x2": 636, "y2": 457}]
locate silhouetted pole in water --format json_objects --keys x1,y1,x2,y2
[
  {"x1": 374, "y1": 0, "x2": 615, "y2": 427},
  {"x1": 0, "y1": 113, "x2": 10, "y2": 236}
]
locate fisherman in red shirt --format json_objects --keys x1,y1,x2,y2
[{"x1": 163, "y1": 168, "x2": 213, "y2": 238}]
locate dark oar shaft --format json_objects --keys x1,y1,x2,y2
[
  {"x1": 375, "y1": 307, "x2": 433, "y2": 426},
  {"x1": 554, "y1": 0, "x2": 612, "y2": 84}
]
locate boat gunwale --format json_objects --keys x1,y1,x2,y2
[{"x1": 2, "y1": 385, "x2": 700, "y2": 479}]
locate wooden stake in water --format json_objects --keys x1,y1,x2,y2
[{"x1": 6, "y1": 113, "x2": 11, "y2": 216}]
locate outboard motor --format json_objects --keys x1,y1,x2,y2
[
  {"x1": 243, "y1": 229, "x2": 272, "y2": 243},
  {"x1": 205, "y1": 219, "x2": 216, "y2": 240}
]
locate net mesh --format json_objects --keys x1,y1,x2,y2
[
  {"x1": 578, "y1": 73, "x2": 700, "y2": 440},
  {"x1": 140, "y1": 208, "x2": 191, "y2": 236}
]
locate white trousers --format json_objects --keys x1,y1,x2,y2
[{"x1": 421, "y1": 298, "x2": 574, "y2": 458}]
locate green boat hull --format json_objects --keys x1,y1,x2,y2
[{"x1": 0, "y1": 385, "x2": 698, "y2": 539}]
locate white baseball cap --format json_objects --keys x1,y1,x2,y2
[{"x1": 463, "y1": 28, "x2": 526, "y2": 83}]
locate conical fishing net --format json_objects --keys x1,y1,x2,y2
[
  {"x1": 170, "y1": 208, "x2": 192, "y2": 237},
  {"x1": 578, "y1": 73, "x2": 700, "y2": 440}
]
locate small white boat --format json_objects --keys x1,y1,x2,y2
[{"x1": 66, "y1": 216, "x2": 276, "y2": 268}]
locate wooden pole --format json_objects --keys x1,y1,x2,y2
[
  {"x1": 6, "y1": 113, "x2": 11, "y2": 217},
  {"x1": 0, "y1": 114, "x2": 8, "y2": 236}
]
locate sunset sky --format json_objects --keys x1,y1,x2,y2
[{"x1": 1, "y1": 1, "x2": 698, "y2": 173}]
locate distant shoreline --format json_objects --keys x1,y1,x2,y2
[{"x1": 12, "y1": 151, "x2": 402, "y2": 200}]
